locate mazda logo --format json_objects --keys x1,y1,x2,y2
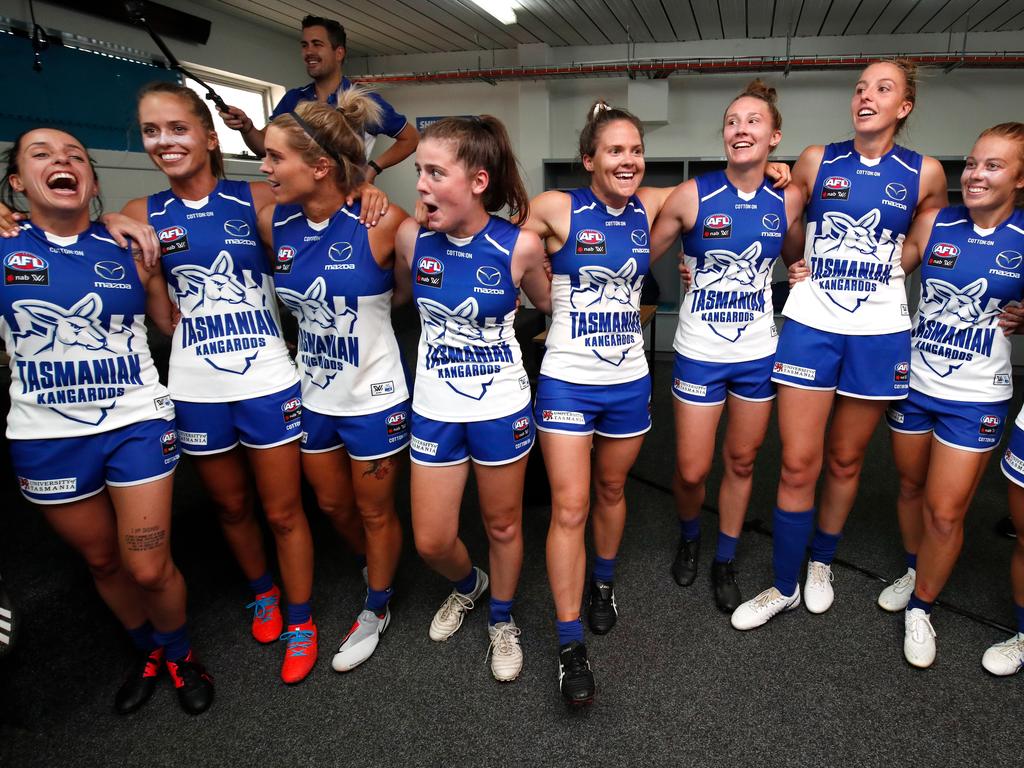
[
  {"x1": 94, "y1": 261, "x2": 126, "y2": 281},
  {"x1": 328, "y1": 242, "x2": 353, "y2": 262},
  {"x1": 476, "y1": 266, "x2": 501, "y2": 286},
  {"x1": 997, "y1": 250, "x2": 1023, "y2": 270},
  {"x1": 885, "y1": 183, "x2": 907, "y2": 202},
  {"x1": 224, "y1": 220, "x2": 250, "y2": 237},
  {"x1": 762, "y1": 214, "x2": 780, "y2": 231},
  {"x1": 630, "y1": 230, "x2": 648, "y2": 246}
]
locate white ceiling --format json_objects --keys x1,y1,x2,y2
[{"x1": 195, "y1": 1, "x2": 1024, "y2": 56}]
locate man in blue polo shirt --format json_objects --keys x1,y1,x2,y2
[{"x1": 219, "y1": 15, "x2": 418, "y2": 185}]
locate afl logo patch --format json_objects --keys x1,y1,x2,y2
[
  {"x1": 281, "y1": 397, "x2": 302, "y2": 424},
  {"x1": 328, "y1": 242, "x2": 353, "y2": 262},
  {"x1": 224, "y1": 220, "x2": 250, "y2": 237},
  {"x1": 275, "y1": 245, "x2": 296, "y2": 273},
  {"x1": 160, "y1": 429, "x2": 178, "y2": 456},
  {"x1": 576, "y1": 229, "x2": 606, "y2": 255},
  {"x1": 702, "y1": 214, "x2": 732, "y2": 239},
  {"x1": 158, "y1": 225, "x2": 189, "y2": 255},
  {"x1": 630, "y1": 229, "x2": 648, "y2": 247},
  {"x1": 996, "y1": 250, "x2": 1023, "y2": 270},
  {"x1": 386, "y1": 411, "x2": 408, "y2": 435},
  {"x1": 885, "y1": 182, "x2": 907, "y2": 202},
  {"x1": 94, "y1": 261, "x2": 126, "y2": 281},
  {"x1": 980, "y1": 414, "x2": 1001, "y2": 435},
  {"x1": 416, "y1": 256, "x2": 444, "y2": 288},
  {"x1": 761, "y1": 214, "x2": 780, "y2": 231},
  {"x1": 894, "y1": 362, "x2": 909, "y2": 382},
  {"x1": 927, "y1": 242, "x2": 960, "y2": 269},
  {"x1": 821, "y1": 176, "x2": 851, "y2": 200},
  {"x1": 476, "y1": 266, "x2": 501, "y2": 287},
  {"x1": 4, "y1": 251, "x2": 49, "y2": 285},
  {"x1": 512, "y1": 416, "x2": 530, "y2": 441}
]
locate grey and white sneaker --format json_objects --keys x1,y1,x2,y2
[
  {"x1": 332, "y1": 607, "x2": 390, "y2": 672},
  {"x1": 429, "y1": 568, "x2": 489, "y2": 642},
  {"x1": 0, "y1": 574, "x2": 14, "y2": 659},
  {"x1": 904, "y1": 607, "x2": 937, "y2": 668},
  {"x1": 804, "y1": 561, "x2": 835, "y2": 614},
  {"x1": 878, "y1": 568, "x2": 916, "y2": 612},
  {"x1": 487, "y1": 618, "x2": 523, "y2": 682},
  {"x1": 731, "y1": 586, "x2": 801, "y2": 630},
  {"x1": 981, "y1": 633, "x2": 1024, "y2": 676}
]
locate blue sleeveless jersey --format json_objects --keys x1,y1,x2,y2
[
  {"x1": 411, "y1": 216, "x2": 529, "y2": 421},
  {"x1": 271, "y1": 202, "x2": 408, "y2": 415},
  {"x1": 0, "y1": 222, "x2": 173, "y2": 439},
  {"x1": 541, "y1": 187, "x2": 650, "y2": 384},
  {"x1": 911, "y1": 206, "x2": 1024, "y2": 402},
  {"x1": 675, "y1": 171, "x2": 787, "y2": 362},
  {"x1": 785, "y1": 140, "x2": 923, "y2": 334},
  {"x1": 148, "y1": 179, "x2": 297, "y2": 402}
]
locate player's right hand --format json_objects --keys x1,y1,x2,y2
[
  {"x1": 0, "y1": 201, "x2": 26, "y2": 237},
  {"x1": 219, "y1": 105, "x2": 252, "y2": 132}
]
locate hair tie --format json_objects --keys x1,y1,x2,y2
[
  {"x1": 290, "y1": 110, "x2": 346, "y2": 170},
  {"x1": 592, "y1": 101, "x2": 611, "y2": 119}
]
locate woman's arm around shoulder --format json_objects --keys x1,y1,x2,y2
[
  {"x1": 523, "y1": 189, "x2": 571, "y2": 253},
  {"x1": 791, "y1": 145, "x2": 826, "y2": 202},
  {"x1": 781, "y1": 183, "x2": 807, "y2": 265},
  {"x1": 649, "y1": 178, "x2": 698, "y2": 262},
  {"x1": 368, "y1": 205, "x2": 411, "y2": 305},
  {"x1": 901, "y1": 206, "x2": 940, "y2": 274},
  {"x1": 513, "y1": 228, "x2": 551, "y2": 315},
  {"x1": 917, "y1": 156, "x2": 950, "y2": 214}
]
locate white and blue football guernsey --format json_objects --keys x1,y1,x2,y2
[
  {"x1": 675, "y1": 171, "x2": 787, "y2": 362},
  {"x1": 148, "y1": 179, "x2": 297, "y2": 402},
  {"x1": 271, "y1": 202, "x2": 408, "y2": 415},
  {"x1": 0, "y1": 222, "x2": 174, "y2": 439},
  {"x1": 784, "y1": 140, "x2": 923, "y2": 334},
  {"x1": 542, "y1": 187, "x2": 650, "y2": 384},
  {"x1": 411, "y1": 216, "x2": 529, "y2": 421}
]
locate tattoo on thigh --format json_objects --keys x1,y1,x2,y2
[
  {"x1": 362, "y1": 458, "x2": 394, "y2": 480},
  {"x1": 125, "y1": 526, "x2": 167, "y2": 551}
]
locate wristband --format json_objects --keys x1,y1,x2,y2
[{"x1": 368, "y1": 160, "x2": 383, "y2": 176}]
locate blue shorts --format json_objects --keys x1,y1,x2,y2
[
  {"x1": 887, "y1": 389, "x2": 1009, "y2": 452},
  {"x1": 1000, "y1": 425, "x2": 1024, "y2": 487},
  {"x1": 534, "y1": 374, "x2": 651, "y2": 438},
  {"x1": 10, "y1": 418, "x2": 179, "y2": 505},
  {"x1": 672, "y1": 353, "x2": 775, "y2": 406},
  {"x1": 174, "y1": 383, "x2": 303, "y2": 454},
  {"x1": 410, "y1": 404, "x2": 534, "y2": 466},
  {"x1": 772, "y1": 319, "x2": 911, "y2": 400},
  {"x1": 301, "y1": 401, "x2": 411, "y2": 460}
]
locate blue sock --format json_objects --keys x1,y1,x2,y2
[
  {"x1": 365, "y1": 587, "x2": 393, "y2": 615},
  {"x1": 772, "y1": 506, "x2": 815, "y2": 597},
  {"x1": 1015, "y1": 602, "x2": 1024, "y2": 635},
  {"x1": 907, "y1": 592, "x2": 933, "y2": 614},
  {"x1": 248, "y1": 571, "x2": 274, "y2": 596},
  {"x1": 679, "y1": 517, "x2": 701, "y2": 542},
  {"x1": 905, "y1": 551, "x2": 918, "y2": 570},
  {"x1": 556, "y1": 618, "x2": 584, "y2": 646},
  {"x1": 286, "y1": 601, "x2": 312, "y2": 626},
  {"x1": 354, "y1": 553, "x2": 368, "y2": 571},
  {"x1": 152, "y1": 624, "x2": 191, "y2": 662},
  {"x1": 591, "y1": 556, "x2": 616, "y2": 584},
  {"x1": 714, "y1": 532, "x2": 739, "y2": 563},
  {"x1": 126, "y1": 621, "x2": 156, "y2": 652},
  {"x1": 454, "y1": 568, "x2": 478, "y2": 595},
  {"x1": 809, "y1": 528, "x2": 843, "y2": 565},
  {"x1": 489, "y1": 597, "x2": 515, "y2": 626}
]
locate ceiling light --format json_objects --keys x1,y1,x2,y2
[{"x1": 468, "y1": 0, "x2": 518, "y2": 25}]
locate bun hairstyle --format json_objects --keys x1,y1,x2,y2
[
  {"x1": 868, "y1": 58, "x2": 919, "y2": 135},
  {"x1": 138, "y1": 81, "x2": 225, "y2": 178},
  {"x1": 578, "y1": 100, "x2": 644, "y2": 161},
  {"x1": 726, "y1": 78, "x2": 782, "y2": 132},
  {"x1": 978, "y1": 122, "x2": 1024, "y2": 207},
  {"x1": 421, "y1": 115, "x2": 530, "y2": 225},
  {"x1": 270, "y1": 86, "x2": 382, "y2": 194},
  {"x1": 0, "y1": 127, "x2": 103, "y2": 218}
]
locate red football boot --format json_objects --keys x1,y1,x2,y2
[
  {"x1": 246, "y1": 585, "x2": 282, "y2": 644},
  {"x1": 280, "y1": 620, "x2": 318, "y2": 684}
]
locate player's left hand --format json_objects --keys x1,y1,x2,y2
[
  {"x1": 347, "y1": 182, "x2": 390, "y2": 228},
  {"x1": 998, "y1": 302, "x2": 1024, "y2": 336},
  {"x1": 101, "y1": 213, "x2": 161, "y2": 268},
  {"x1": 766, "y1": 161, "x2": 792, "y2": 189}
]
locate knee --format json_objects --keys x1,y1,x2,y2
[
  {"x1": 214, "y1": 490, "x2": 253, "y2": 526},
  {"x1": 780, "y1": 450, "x2": 819, "y2": 490},
  {"x1": 358, "y1": 503, "x2": 395, "y2": 532},
  {"x1": 723, "y1": 450, "x2": 757, "y2": 481},
  {"x1": 675, "y1": 462, "x2": 710, "y2": 491},
  {"x1": 414, "y1": 529, "x2": 454, "y2": 563},
  {"x1": 84, "y1": 551, "x2": 122, "y2": 581},
  {"x1": 486, "y1": 515, "x2": 521, "y2": 547},
  {"x1": 126, "y1": 555, "x2": 176, "y2": 592},
  {"x1": 264, "y1": 502, "x2": 305, "y2": 536},
  {"x1": 926, "y1": 506, "x2": 964, "y2": 538},
  {"x1": 552, "y1": 494, "x2": 591, "y2": 531},
  {"x1": 826, "y1": 449, "x2": 864, "y2": 483},
  {"x1": 898, "y1": 476, "x2": 925, "y2": 502},
  {"x1": 594, "y1": 476, "x2": 627, "y2": 506},
  {"x1": 318, "y1": 495, "x2": 357, "y2": 526}
]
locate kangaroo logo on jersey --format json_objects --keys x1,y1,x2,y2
[
  {"x1": 702, "y1": 214, "x2": 732, "y2": 239},
  {"x1": 913, "y1": 277, "x2": 1001, "y2": 379},
  {"x1": 690, "y1": 242, "x2": 771, "y2": 343},
  {"x1": 4, "y1": 252, "x2": 49, "y2": 286},
  {"x1": 416, "y1": 256, "x2": 444, "y2": 288},
  {"x1": 821, "y1": 176, "x2": 851, "y2": 200},
  {"x1": 275, "y1": 246, "x2": 296, "y2": 274},
  {"x1": 158, "y1": 225, "x2": 189, "y2": 255},
  {"x1": 928, "y1": 243, "x2": 960, "y2": 269},
  {"x1": 575, "y1": 229, "x2": 606, "y2": 255},
  {"x1": 418, "y1": 296, "x2": 512, "y2": 401},
  {"x1": 171, "y1": 251, "x2": 250, "y2": 311},
  {"x1": 810, "y1": 209, "x2": 896, "y2": 313},
  {"x1": 278, "y1": 277, "x2": 359, "y2": 389},
  {"x1": 568, "y1": 259, "x2": 643, "y2": 367},
  {"x1": 10, "y1": 293, "x2": 142, "y2": 426}
]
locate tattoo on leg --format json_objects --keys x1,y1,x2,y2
[
  {"x1": 125, "y1": 526, "x2": 167, "y2": 551},
  {"x1": 362, "y1": 458, "x2": 395, "y2": 480}
]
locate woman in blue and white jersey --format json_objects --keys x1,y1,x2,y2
[
  {"x1": 259, "y1": 93, "x2": 410, "y2": 673},
  {"x1": 876, "y1": 124, "x2": 1024, "y2": 668},
  {"x1": 0, "y1": 127, "x2": 212, "y2": 714},
  {"x1": 732, "y1": 60, "x2": 949, "y2": 631},
  {"x1": 121, "y1": 82, "x2": 317, "y2": 684},
  {"x1": 649, "y1": 80, "x2": 805, "y2": 615},
  {"x1": 395, "y1": 116, "x2": 549, "y2": 684}
]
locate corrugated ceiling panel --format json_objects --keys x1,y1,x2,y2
[
  {"x1": 869, "y1": 0, "x2": 924, "y2": 34},
  {"x1": 415, "y1": 0, "x2": 528, "y2": 48},
  {"x1": 631, "y1": 0, "x2": 683, "y2": 42},
  {"x1": 692, "y1": 0, "x2": 726, "y2": 38},
  {"x1": 843, "y1": 0, "x2": 897, "y2": 35},
  {"x1": 920, "y1": 0, "x2": 985, "y2": 32},
  {"x1": 895, "y1": 0, "x2": 956, "y2": 33},
  {"x1": 573, "y1": 0, "x2": 630, "y2": 42},
  {"x1": 522, "y1": 0, "x2": 591, "y2": 46},
  {"x1": 718, "y1": 0, "x2": 749, "y2": 38},
  {"x1": 661, "y1": 1, "x2": 703, "y2": 40},
  {"x1": 771, "y1": 0, "x2": 802, "y2": 36},
  {"x1": 796, "y1": 0, "x2": 835, "y2": 37},
  {"x1": 747, "y1": 0, "x2": 776, "y2": 37},
  {"x1": 971, "y1": 0, "x2": 1024, "y2": 29},
  {"x1": 599, "y1": 0, "x2": 656, "y2": 42}
]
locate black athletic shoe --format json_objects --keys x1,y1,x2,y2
[
  {"x1": 671, "y1": 537, "x2": 700, "y2": 586},
  {"x1": 587, "y1": 580, "x2": 617, "y2": 635},
  {"x1": 711, "y1": 560, "x2": 742, "y2": 614},
  {"x1": 0, "y1": 574, "x2": 15, "y2": 659},
  {"x1": 115, "y1": 647, "x2": 164, "y2": 715},
  {"x1": 166, "y1": 651, "x2": 214, "y2": 715},
  {"x1": 558, "y1": 641, "x2": 595, "y2": 706},
  {"x1": 996, "y1": 515, "x2": 1017, "y2": 540}
]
